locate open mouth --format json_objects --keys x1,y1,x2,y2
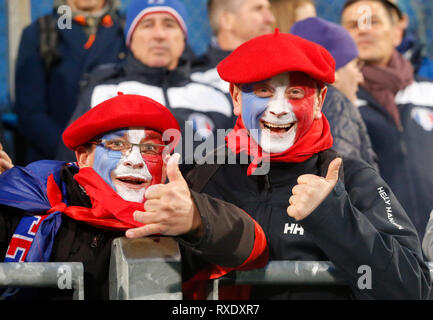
[
  {"x1": 261, "y1": 120, "x2": 296, "y2": 134},
  {"x1": 115, "y1": 176, "x2": 149, "y2": 189}
]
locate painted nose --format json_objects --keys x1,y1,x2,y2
[
  {"x1": 269, "y1": 109, "x2": 289, "y2": 118},
  {"x1": 124, "y1": 160, "x2": 144, "y2": 169},
  {"x1": 123, "y1": 146, "x2": 145, "y2": 169}
]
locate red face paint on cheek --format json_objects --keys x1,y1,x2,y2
[
  {"x1": 141, "y1": 129, "x2": 164, "y2": 185},
  {"x1": 142, "y1": 155, "x2": 164, "y2": 185},
  {"x1": 287, "y1": 73, "x2": 318, "y2": 142}
]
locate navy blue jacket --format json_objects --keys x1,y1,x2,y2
[
  {"x1": 356, "y1": 78, "x2": 433, "y2": 239},
  {"x1": 15, "y1": 11, "x2": 126, "y2": 164}
]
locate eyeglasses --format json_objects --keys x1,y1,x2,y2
[{"x1": 92, "y1": 139, "x2": 167, "y2": 156}]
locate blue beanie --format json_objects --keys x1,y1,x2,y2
[
  {"x1": 125, "y1": 0, "x2": 188, "y2": 47},
  {"x1": 290, "y1": 17, "x2": 359, "y2": 70}
]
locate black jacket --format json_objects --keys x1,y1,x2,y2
[
  {"x1": 0, "y1": 164, "x2": 261, "y2": 300},
  {"x1": 186, "y1": 148, "x2": 431, "y2": 299}
]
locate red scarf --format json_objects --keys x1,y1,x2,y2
[
  {"x1": 46, "y1": 167, "x2": 145, "y2": 230},
  {"x1": 225, "y1": 115, "x2": 333, "y2": 175}
]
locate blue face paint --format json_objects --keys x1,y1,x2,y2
[
  {"x1": 241, "y1": 84, "x2": 269, "y2": 144},
  {"x1": 92, "y1": 130, "x2": 126, "y2": 189}
]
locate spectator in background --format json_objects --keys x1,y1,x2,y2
[
  {"x1": 15, "y1": 0, "x2": 127, "y2": 165},
  {"x1": 269, "y1": 0, "x2": 317, "y2": 33},
  {"x1": 191, "y1": 0, "x2": 275, "y2": 93},
  {"x1": 341, "y1": 0, "x2": 433, "y2": 239},
  {"x1": 387, "y1": 0, "x2": 433, "y2": 80},
  {"x1": 56, "y1": 0, "x2": 233, "y2": 163},
  {"x1": 291, "y1": 17, "x2": 378, "y2": 169}
]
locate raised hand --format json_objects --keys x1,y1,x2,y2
[
  {"x1": 125, "y1": 153, "x2": 202, "y2": 239},
  {"x1": 287, "y1": 157, "x2": 342, "y2": 221},
  {"x1": 0, "y1": 143, "x2": 13, "y2": 174}
]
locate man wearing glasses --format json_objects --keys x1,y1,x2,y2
[{"x1": 0, "y1": 93, "x2": 268, "y2": 300}]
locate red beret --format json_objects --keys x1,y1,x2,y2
[
  {"x1": 62, "y1": 93, "x2": 180, "y2": 150},
  {"x1": 217, "y1": 29, "x2": 336, "y2": 84}
]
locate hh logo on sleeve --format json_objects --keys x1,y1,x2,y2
[{"x1": 284, "y1": 223, "x2": 304, "y2": 235}]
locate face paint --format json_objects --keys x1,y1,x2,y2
[
  {"x1": 93, "y1": 130, "x2": 125, "y2": 190},
  {"x1": 241, "y1": 72, "x2": 319, "y2": 153},
  {"x1": 285, "y1": 72, "x2": 319, "y2": 142},
  {"x1": 93, "y1": 128, "x2": 165, "y2": 203},
  {"x1": 241, "y1": 83, "x2": 269, "y2": 144}
]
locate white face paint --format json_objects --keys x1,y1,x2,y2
[
  {"x1": 110, "y1": 130, "x2": 153, "y2": 203},
  {"x1": 241, "y1": 72, "x2": 321, "y2": 154},
  {"x1": 259, "y1": 74, "x2": 299, "y2": 153}
]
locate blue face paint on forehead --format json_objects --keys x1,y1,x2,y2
[
  {"x1": 241, "y1": 84, "x2": 269, "y2": 144},
  {"x1": 92, "y1": 129, "x2": 127, "y2": 190}
]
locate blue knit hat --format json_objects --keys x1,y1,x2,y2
[
  {"x1": 290, "y1": 17, "x2": 359, "y2": 70},
  {"x1": 125, "y1": 0, "x2": 188, "y2": 47}
]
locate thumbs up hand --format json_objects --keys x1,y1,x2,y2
[
  {"x1": 126, "y1": 153, "x2": 203, "y2": 239},
  {"x1": 287, "y1": 158, "x2": 342, "y2": 221}
]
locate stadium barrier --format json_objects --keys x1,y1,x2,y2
[{"x1": 1, "y1": 237, "x2": 433, "y2": 300}]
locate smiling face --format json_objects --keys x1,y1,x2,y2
[
  {"x1": 130, "y1": 12, "x2": 185, "y2": 70},
  {"x1": 76, "y1": 128, "x2": 166, "y2": 203},
  {"x1": 230, "y1": 72, "x2": 326, "y2": 153},
  {"x1": 341, "y1": 1, "x2": 401, "y2": 66}
]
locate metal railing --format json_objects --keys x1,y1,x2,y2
[
  {"x1": 0, "y1": 262, "x2": 84, "y2": 300},
  {"x1": 1, "y1": 237, "x2": 433, "y2": 300}
]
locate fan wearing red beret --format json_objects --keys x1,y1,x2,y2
[
  {"x1": 218, "y1": 29, "x2": 336, "y2": 174},
  {"x1": 184, "y1": 29, "x2": 431, "y2": 299},
  {"x1": 62, "y1": 92, "x2": 181, "y2": 208},
  {"x1": 0, "y1": 93, "x2": 269, "y2": 300}
]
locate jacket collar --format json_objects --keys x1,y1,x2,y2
[{"x1": 122, "y1": 51, "x2": 192, "y2": 86}]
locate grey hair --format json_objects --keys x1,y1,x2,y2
[{"x1": 207, "y1": 0, "x2": 245, "y2": 35}]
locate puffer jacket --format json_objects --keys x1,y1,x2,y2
[{"x1": 322, "y1": 85, "x2": 378, "y2": 170}]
